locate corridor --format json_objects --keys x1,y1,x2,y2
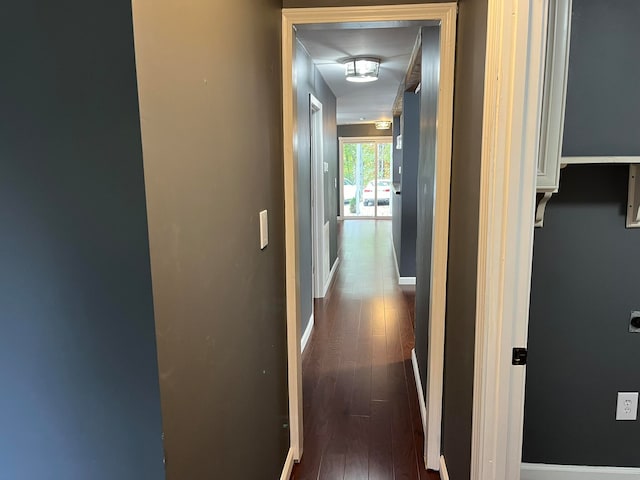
[{"x1": 291, "y1": 221, "x2": 438, "y2": 480}]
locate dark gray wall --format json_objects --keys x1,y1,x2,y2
[
  {"x1": 562, "y1": 0, "x2": 640, "y2": 156},
  {"x1": 397, "y1": 91, "x2": 420, "y2": 278},
  {"x1": 524, "y1": 165, "x2": 640, "y2": 467},
  {"x1": 338, "y1": 123, "x2": 392, "y2": 137},
  {"x1": 0, "y1": 2, "x2": 165, "y2": 478},
  {"x1": 296, "y1": 40, "x2": 339, "y2": 335},
  {"x1": 132, "y1": 0, "x2": 290, "y2": 477},
  {"x1": 414, "y1": 26, "x2": 439, "y2": 406},
  {"x1": 441, "y1": 0, "x2": 488, "y2": 477}
]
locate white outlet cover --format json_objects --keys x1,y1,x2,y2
[{"x1": 616, "y1": 392, "x2": 638, "y2": 421}]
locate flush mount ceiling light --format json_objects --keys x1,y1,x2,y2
[
  {"x1": 343, "y1": 57, "x2": 380, "y2": 83},
  {"x1": 375, "y1": 121, "x2": 392, "y2": 130}
]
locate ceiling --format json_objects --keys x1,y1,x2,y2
[{"x1": 296, "y1": 25, "x2": 422, "y2": 125}]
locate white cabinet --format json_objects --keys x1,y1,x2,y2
[{"x1": 536, "y1": 0, "x2": 640, "y2": 227}]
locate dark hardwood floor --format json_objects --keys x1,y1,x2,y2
[{"x1": 291, "y1": 220, "x2": 439, "y2": 480}]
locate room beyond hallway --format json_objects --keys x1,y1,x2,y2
[{"x1": 291, "y1": 220, "x2": 438, "y2": 480}]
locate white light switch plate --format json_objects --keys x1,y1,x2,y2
[
  {"x1": 616, "y1": 392, "x2": 638, "y2": 421},
  {"x1": 259, "y1": 210, "x2": 268, "y2": 250}
]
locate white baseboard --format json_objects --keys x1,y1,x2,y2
[
  {"x1": 301, "y1": 313, "x2": 314, "y2": 353},
  {"x1": 391, "y1": 236, "x2": 401, "y2": 281},
  {"x1": 399, "y1": 277, "x2": 416, "y2": 286},
  {"x1": 411, "y1": 349, "x2": 427, "y2": 432},
  {"x1": 440, "y1": 456, "x2": 450, "y2": 480},
  {"x1": 322, "y1": 257, "x2": 340, "y2": 297},
  {"x1": 280, "y1": 448, "x2": 294, "y2": 480},
  {"x1": 521, "y1": 463, "x2": 640, "y2": 480}
]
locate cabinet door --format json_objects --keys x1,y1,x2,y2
[{"x1": 538, "y1": 0, "x2": 572, "y2": 192}]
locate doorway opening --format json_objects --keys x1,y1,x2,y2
[
  {"x1": 310, "y1": 94, "x2": 329, "y2": 299},
  {"x1": 282, "y1": 4, "x2": 457, "y2": 477}
]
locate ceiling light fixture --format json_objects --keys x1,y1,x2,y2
[
  {"x1": 375, "y1": 121, "x2": 392, "y2": 130},
  {"x1": 343, "y1": 57, "x2": 380, "y2": 83}
]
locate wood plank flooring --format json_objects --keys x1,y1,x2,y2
[{"x1": 291, "y1": 220, "x2": 439, "y2": 480}]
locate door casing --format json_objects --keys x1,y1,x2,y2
[{"x1": 282, "y1": 3, "x2": 457, "y2": 471}]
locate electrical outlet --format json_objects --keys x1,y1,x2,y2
[{"x1": 616, "y1": 392, "x2": 638, "y2": 421}]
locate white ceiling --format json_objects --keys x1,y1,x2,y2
[{"x1": 296, "y1": 26, "x2": 421, "y2": 125}]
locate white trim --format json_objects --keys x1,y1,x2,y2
[
  {"x1": 391, "y1": 235, "x2": 401, "y2": 282},
  {"x1": 399, "y1": 277, "x2": 417, "y2": 286},
  {"x1": 282, "y1": 12, "x2": 303, "y2": 460},
  {"x1": 521, "y1": 463, "x2": 640, "y2": 480},
  {"x1": 322, "y1": 257, "x2": 340, "y2": 297},
  {"x1": 301, "y1": 313, "x2": 314, "y2": 353},
  {"x1": 561, "y1": 156, "x2": 640, "y2": 165},
  {"x1": 283, "y1": 4, "x2": 457, "y2": 467},
  {"x1": 310, "y1": 95, "x2": 326, "y2": 299},
  {"x1": 440, "y1": 456, "x2": 450, "y2": 480},
  {"x1": 424, "y1": 7, "x2": 457, "y2": 470},
  {"x1": 411, "y1": 349, "x2": 427, "y2": 433},
  {"x1": 280, "y1": 448, "x2": 295, "y2": 480},
  {"x1": 472, "y1": 0, "x2": 547, "y2": 479}
]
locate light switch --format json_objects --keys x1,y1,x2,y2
[
  {"x1": 324, "y1": 162, "x2": 329, "y2": 173},
  {"x1": 259, "y1": 210, "x2": 268, "y2": 250},
  {"x1": 616, "y1": 392, "x2": 638, "y2": 421}
]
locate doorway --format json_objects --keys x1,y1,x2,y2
[
  {"x1": 282, "y1": 4, "x2": 457, "y2": 475},
  {"x1": 310, "y1": 94, "x2": 328, "y2": 299},
  {"x1": 339, "y1": 137, "x2": 393, "y2": 219}
]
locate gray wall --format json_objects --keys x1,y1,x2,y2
[
  {"x1": 441, "y1": 0, "x2": 488, "y2": 477},
  {"x1": 295, "y1": 40, "x2": 339, "y2": 335},
  {"x1": 338, "y1": 123, "x2": 392, "y2": 137},
  {"x1": 132, "y1": 0, "x2": 290, "y2": 477},
  {"x1": 523, "y1": 165, "x2": 640, "y2": 467},
  {"x1": 395, "y1": 91, "x2": 420, "y2": 279},
  {"x1": 0, "y1": 1, "x2": 165, "y2": 478},
  {"x1": 414, "y1": 25, "x2": 439, "y2": 408},
  {"x1": 562, "y1": 0, "x2": 640, "y2": 156},
  {"x1": 523, "y1": 2, "x2": 640, "y2": 468}
]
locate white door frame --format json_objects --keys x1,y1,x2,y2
[
  {"x1": 471, "y1": 0, "x2": 548, "y2": 479},
  {"x1": 283, "y1": 4, "x2": 457, "y2": 469},
  {"x1": 338, "y1": 136, "x2": 393, "y2": 220},
  {"x1": 310, "y1": 94, "x2": 326, "y2": 298}
]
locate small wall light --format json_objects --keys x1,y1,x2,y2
[
  {"x1": 344, "y1": 57, "x2": 380, "y2": 83},
  {"x1": 375, "y1": 121, "x2": 392, "y2": 130}
]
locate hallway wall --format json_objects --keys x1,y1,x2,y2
[
  {"x1": 524, "y1": 165, "x2": 640, "y2": 467},
  {"x1": 132, "y1": 0, "x2": 290, "y2": 478},
  {"x1": 0, "y1": 1, "x2": 165, "y2": 478},
  {"x1": 441, "y1": 0, "x2": 488, "y2": 478},
  {"x1": 295, "y1": 40, "x2": 339, "y2": 335}
]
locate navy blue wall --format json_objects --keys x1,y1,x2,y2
[
  {"x1": 398, "y1": 91, "x2": 420, "y2": 278},
  {"x1": 524, "y1": 165, "x2": 640, "y2": 467},
  {"x1": 0, "y1": 2, "x2": 165, "y2": 478}
]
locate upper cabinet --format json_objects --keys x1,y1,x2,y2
[
  {"x1": 537, "y1": 0, "x2": 571, "y2": 193},
  {"x1": 536, "y1": 0, "x2": 640, "y2": 226}
]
